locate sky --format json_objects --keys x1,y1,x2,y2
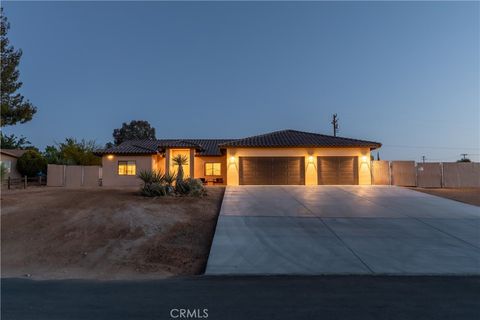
[{"x1": 2, "y1": 1, "x2": 479, "y2": 162}]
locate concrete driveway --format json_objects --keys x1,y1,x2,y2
[{"x1": 205, "y1": 186, "x2": 480, "y2": 275}]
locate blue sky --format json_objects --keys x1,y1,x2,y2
[{"x1": 3, "y1": 1, "x2": 479, "y2": 161}]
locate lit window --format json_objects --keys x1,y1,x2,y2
[
  {"x1": 118, "y1": 161, "x2": 136, "y2": 175},
  {"x1": 205, "y1": 162, "x2": 221, "y2": 176}
]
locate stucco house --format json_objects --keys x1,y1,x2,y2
[
  {"x1": 0, "y1": 149, "x2": 28, "y2": 179},
  {"x1": 97, "y1": 129, "x2": 381, "y2": 187}
]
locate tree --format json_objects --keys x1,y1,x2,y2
[
  {"x1": 1, "y1": 8, "x2": 37, "y2": 126},
  {"x1": 17, "y1": 150, "x2": 47, "y2": 177},
  {"x1": 44, "y1": 138, "x2": 101, "y2": 166},
  {"x1": 112, "y1": 120, "x2": 156, "y2": 145},
  {"x1": 457, "y1": 158, "x2": 471, "y2": 163},
  {"x1": 0, "y1": 132, "x2": 31, "y2": 149}
]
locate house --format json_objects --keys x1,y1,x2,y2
[
  {"x1": 0, "y1": 149, "x2": 28, "y2": 179},
  {"x1": 97, "y1": 129, "x2": 381, "y2": 186}
]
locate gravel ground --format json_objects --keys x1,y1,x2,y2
[{"x1": 1, "y1": 186, "x2": 224, "y2": 280}]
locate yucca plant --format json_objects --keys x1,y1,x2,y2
[{"x1": 171, "y1": 154, "x2": 188, "y2": 184}]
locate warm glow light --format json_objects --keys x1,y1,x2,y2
[
  {"x1": 107, "y1": 154, "x2": 114, "y2": 160},
  {"x1": 230, "y1": 156, "x2": 236, "y2": 163},
  {"x1": 308, "y1": 156, "x2": 314, "y2": 162},
  {"x1": 361, "y1": 156, "x2": 368, "y2": 163}
]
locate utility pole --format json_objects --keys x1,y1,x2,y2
[
  {"x1": 422, "y1": 155, "x2": 426, "y2": 163},
  {"x1": 460, "y1": 153, "x2": 468, "y2": 161},
  {"x1": 331, "y1": 114, "x2": 339, "y2": 137}
]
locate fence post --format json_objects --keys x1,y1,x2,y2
[
  {"x1": 39, "y1": 175, "x2": 42, "y2": 185},
  {"x1": 24, "y1": 176, "x2": 27, "y2": 189},
  {"x1": 7, "y1": 176, "x2": 11, "y2": 190}
]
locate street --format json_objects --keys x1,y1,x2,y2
[{"x1": 2, "y1": 276, "x2": 480, "y2": 320}]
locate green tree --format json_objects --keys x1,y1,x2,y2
[
  {"x1": 0, "y1": 132, "x2": 31, "y2": 149},
  {"x1": 17, "y1": 150, "x2": 47, "y2": 177},
  {"x1": 44, "y1": 138, "x2": 101, "y2": 165},
  {"x1": 112, "y1": 120, "x2": 156, "y2": 145},
  {"x1": 1, "y1": 8, "x2": 37, "y2": 126}
]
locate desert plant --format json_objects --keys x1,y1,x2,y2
[
  {"x1": 138, "y1": 169, "x2": 164, "y2": 186},
  {"x1": 163, "y1": 171, "x2": 176, "y2": 194},
  {"x1": 185, "y1": 178, "x2": 206, "y2": 197},
  {"x1": 16, "y1": 150, "x2": 47, "y2": 177},
  {"x1": 172, "y1": 154, "x2": 188, "y2": 184},
  {"x1": 141, "y1": 183, "x2": 167, "y2": 197}
]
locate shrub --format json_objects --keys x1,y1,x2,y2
[
  {"x1": 176, "y1": 178, "x2": 206, "y2": 197},
  {"x1": 138, "y1": 169, "x2": 164, "y2": 186},
  {"x1": 17, "y1": 150, "x2": 47, "y2": 177},
  {"x1": 141, "y1": 183, "x2": 167, "y2": 197}
]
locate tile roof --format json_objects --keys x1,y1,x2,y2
[
  {"x1": 219, "y1": 129, "x2": 381, "y2": 149},
  {"x1": 96, "y1": 130, "x2": 381, "y2": 156},
  {"x1": 0, "y1": 149, "x2": 29, "y2": 158}
]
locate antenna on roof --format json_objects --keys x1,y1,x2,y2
[{"x1": 331, "y1": 114, "x2": 339, "y2": 137}]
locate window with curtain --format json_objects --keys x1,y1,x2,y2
[
  {"x1": 205, "y1": 162, "x2": 221, "y2": 176},
  {"x1": 118, "y1": 160, "x2": 136, "y2": 175}
]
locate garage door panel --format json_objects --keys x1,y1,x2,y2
[
  {"x1": 318, "y1": 156, "x2": 358, "y2": 185},
  {"x1": 239, "y1": 157, "x2": 304, "y2": 185}
]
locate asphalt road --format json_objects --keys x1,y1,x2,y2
[{"x1": 2, "y1": 276, "x2": 480, "y2": 320}]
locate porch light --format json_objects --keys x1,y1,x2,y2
[
  {"x1": 107, "y1": 154, "x2": 114, "y2": 160},
  {"x1": 230, "y1": 156, "x2": 236, "y2": 163},
  {"x1": 308, "y1": 156, "x2": 314, "y2": 163},
  {"x1": 361, "y1": 155, "x2": 368, "y2": 163}
]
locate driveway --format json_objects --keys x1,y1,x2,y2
[{"x1": 206, "y1": 186, "x2": 480, "y2": 275}]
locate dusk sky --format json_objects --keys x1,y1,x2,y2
[{"x1": 3, "y1": 1, "x2": 479, "y2": 162}]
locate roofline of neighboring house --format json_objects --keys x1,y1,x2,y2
[{"x1": 0, "y1": 149, "x2": 28, "y2": 158}]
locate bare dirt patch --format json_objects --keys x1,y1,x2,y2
[
  {"x1": 1, "y1": 186, "x2": 224, "y2": 280},
  {"x1": 410, "y1": 188, "x2": 480, "y2": 206}
]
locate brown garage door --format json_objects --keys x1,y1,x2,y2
[
  {"x1": 239, "y1": 157, "x2": 305, "y2": 185},
  {"x1": 318, "y1": 156, "x2": 358, "y2": 185}
]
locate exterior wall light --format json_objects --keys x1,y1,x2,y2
[
  {"x1": 107, "y1": 154, "x2": 114, "y2": 160},
  {"x1": 308, "y1": 155, "x2": 314, "y2": 163},
  {"x1": 361, "y1": 155, "x2": 368, "y2": 163},
  {"x1": 230, "y1": 156, "x2": 236, "y2": 163}
]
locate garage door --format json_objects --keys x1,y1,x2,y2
[
  {"x1": 239, "y1": 157, "x2": 305, "y2": 185},
  {"x1": 318, "y1": 156, "x2": 358, "y2": 185}
]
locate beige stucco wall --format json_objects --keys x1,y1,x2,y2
[
  {"x1": 102, "y1": 155, "x2": 153, "y2": 187},
  {"x1": 226, "y1": 147, "x2": 372, "y2": 185},
  {"x1": 194, "y1": 155, "x2": 227, "y2": 182},
  {"x1": 0, "y1": 153, "x2": 22, "y2": 179}
]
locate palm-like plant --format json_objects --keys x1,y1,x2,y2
[
  {"x1": 138, "y1": 169, "x2": 164, "y2": 187},
  {"x1": 171, "y1": 154, "x2": 188, "y2": 184}
]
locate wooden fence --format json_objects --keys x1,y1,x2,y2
[
  {"x1": 372, "y1": 161, "x2": 480, "y2": 188},
  {"x1": 47, "y1": 164, "x2": 102, "y2": 187},
  {"x1": 3, "y1": 176, "x2": 47, "y2": 189}
]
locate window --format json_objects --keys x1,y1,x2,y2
[
  {"x1": 205, "y1": 162, "x2": 221, "y2": 176},
  {"x1": 0, "y1": 160, "x2": 11, "y2": 174},
  {"x1": 118, "y1": 161, "x2": 136, "y2": 175}
]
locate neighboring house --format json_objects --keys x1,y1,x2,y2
[
  {"x1": 97, "y1": 129, "x2": 381, "y2": 187},
  {"x1": 0, "y1": 149, "x2": 27, "y2": 179}
]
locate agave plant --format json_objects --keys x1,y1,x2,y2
[
  {"x1": 171, "y1": 154, "x2": 188, "y2": 184},
  {"x1": 138, "y1": 170, "x2": 164, "y2": 187}
]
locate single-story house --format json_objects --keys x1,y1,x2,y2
[
  {"x1": 96, "y1": 129, "x2": 381, "y2": 187},
  {"x1": 0, "y1": 149, "x2": 28, "y2": 179}
]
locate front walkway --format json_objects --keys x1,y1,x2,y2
[{"x1": 205, "y1": 186, "x2": 480, "y2": 275}]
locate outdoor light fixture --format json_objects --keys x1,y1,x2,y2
[
  {"x1": 107, "y1": 154, "x2": 114, "y2": 160},
  {"x1": 361, "y1": 155, "x2": 368, "y2": 163},
  {"x1": 230, "y1": 156, "x2": 235, "y2": 163},
  {"x1": 308, "y1": 155, "x2": 314, "y2": 163}
]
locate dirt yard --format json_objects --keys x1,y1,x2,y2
[
  {"x1": 410, "y1": 188, "x2": 480, "y2": 206},
  {"x1": 1, "y1": 187, "x2": 225, "y2": 280}
]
